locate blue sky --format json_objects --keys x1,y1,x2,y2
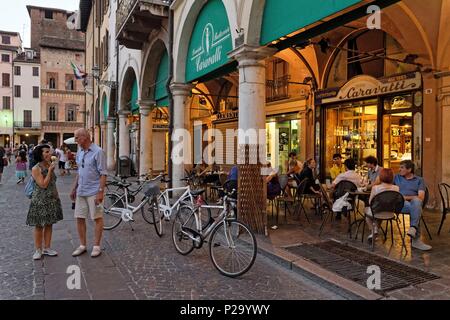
[{"x1": 0, "y1": 0, "x2": 80, "y2": 48}]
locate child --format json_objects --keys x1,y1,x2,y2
[{"x1": 16, "y1": 152, "x2": 28, "y2": 184}]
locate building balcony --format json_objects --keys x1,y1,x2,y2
[
  {"x1": 266, "y1": 75, "x2": 291, "y2": 103},
  {"x1": 116, "y1": 0, "x2": 169, "y2": 50},
  {"x1": 14, "y1": 121, "x2": 41, "y2": 130},
  {"x1": 41, "y1": 121, "x2": 84, "y2": 130}
]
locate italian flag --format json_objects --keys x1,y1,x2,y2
[{"x1": 70, "y1": 62, "x2": 87, "y2": 80}]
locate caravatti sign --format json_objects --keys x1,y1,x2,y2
[
  {"x1": 316, "y1": 72, "x2": 422, "y2": 104},
  {"x1": 185, "y1": 0, "x2": 232, "y2": 82},
  {"x1": 191, "y1": 23, "x2": 230, "y2": 74}
]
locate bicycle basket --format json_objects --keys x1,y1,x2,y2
[{"x1": 143, "y1": 182, "x2": 160, "y2": 197}]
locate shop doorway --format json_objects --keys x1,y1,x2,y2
[
  {"x1": 382, "y1": 112, "x2": 413, "y2": 173},
  {"x1": 266, "y1": 113, "x2": 301, "y2": 173},
  {"x1": 129, "y1": 123, "x2": 139, "y2": 176}
]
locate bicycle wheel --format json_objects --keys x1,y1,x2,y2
[
  {"x1": 141, "y1": 197, "x2": 155, "y2": 225},
  {"x1": 209, "y1": 220, "x2": 257, "y2": 277},
  {"x1": 172, "y1": 205, "x2": 195, "y2": 255},
  {"x1": 103, "y1": 193, "x2": 125, "y2": 230},
  {"x1": 151, "y1": 196, "x2": 164, "y2": 237}
]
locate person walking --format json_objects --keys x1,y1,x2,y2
[
  {"x1": 26, "y1": 144, "x2": 63, "y2": 260},
  {"x1": 70, "y1": 129, "x2": 107, "y2": 258},
  {"x1": 0, "y1": 146, "x2": 6, "y2": 185},
  {"x1": 15, "y1": 151, "x2": 27, "y2": 184}
]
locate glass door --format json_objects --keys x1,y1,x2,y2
[{"x1": 382, "y1": 112, "x2": 413, "y2": 173}]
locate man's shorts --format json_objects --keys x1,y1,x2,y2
[
  {"x1": 74, "y1": 195, "x2": 104, "y2": 220},
  {"x1": 59, "y1": 161, "x2": 65, "y2": 169}
]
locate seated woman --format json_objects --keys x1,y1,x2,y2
[
  {"x1": 296, "y1": 159, "x2": 321, "y2": 195},
  {"x1": 364, "y1": 168, "x2": 399, "y2": 242},
  {"x1": 266, "y1": 162, "x2": 281, "y2": 200}
]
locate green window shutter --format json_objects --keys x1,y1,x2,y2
[
  {"x1": 156, "y1": 51, "x2": 169, "y2": 107},
  {"x1": 130, "y1": 79, "x2": 139, "y2": 114},
  {"x1": 103, "y1": 95, "x2": 108, "y2": 120}
]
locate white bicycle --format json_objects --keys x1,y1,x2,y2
[{"x1": 150, "y1": 178, "x2": 211, "y2": 237}]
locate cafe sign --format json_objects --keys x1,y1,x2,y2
[
  {"x1": 315, "y1": 72, "x2": 422, "y2": 105},
  {"x1": 185, "y1": 0, "x2": 233, "y2": 82}
]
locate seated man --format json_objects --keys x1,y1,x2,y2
[
  {"x1": 332, "y1": 158, "x2": 363, "y2": 188},
  {"x1": 394, "y1": 160, "x2": 432, "y2": 251},
  {"x1": 364, "y1": 155, "x2": 381, "y2": 184},
  {"x1": 286, "y1": 151, "x2": 303, "y2": 175},
  {"x1": 330, "y1": 154, "x2": 346, "y2": 180}
]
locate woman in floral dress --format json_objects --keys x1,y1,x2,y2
[{"x1": 26, "y1": 145, "x2": 63, "y2": 260}]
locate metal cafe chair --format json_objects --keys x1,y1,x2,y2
[
  {"x1": 438, "y1": 183, "x2": 450, "y2": 235},
  {"x1": 274, "y1": 174, "x2": 295, "y2": 224},
  {"x1": 398, "y1": 187, "x2": 433, "y2": 240},
  {"x1": 333, "y1": 180, "x2": 358, "y2": 238},
  {"x1": 366, "y1": 191, "x2": 407, "y2": 252},
  {"x1": 293, "y1": 178, "x2": 320, "y2": 224},
  {"x1": 318, "y1": 183, "x2": 335, "y2": 236}
]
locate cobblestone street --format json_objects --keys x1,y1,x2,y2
[{"x1": 0, "y1": 165, "x2": 343, "y2": 300}]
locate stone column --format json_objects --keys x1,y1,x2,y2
[
  {"x1": 118, "y1": 110, "x2": 131, "y2": 158},
  {"x1": 228, "y1": 45, "x2": 276, "y2": 235},
  {"x1": 138, "y1": 100, "x2": 154, "y2": 177},
  {"x1": 106, "y1": 117, "x2": 116, "y2": 171},
  {"x1": 170, "y1": 83, "x2": 194, "y2": 189}
]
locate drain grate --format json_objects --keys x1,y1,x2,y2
[{"x1": 285, "y1": 240, "x2": 440, "y2": 295}]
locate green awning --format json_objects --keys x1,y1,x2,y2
[
  {"x1": 103, "y1": 95, "x2": 108, "y2": 120},
  {"x1": 260, "y1": 0, "x2": 362, "y2": 45},
  {"x1": 155, "y1": 51, "x2": 169, "y2": 107},
  {"x1": 185, "y1": 0, "x2": 233, "y2": 83},
  {"x1": 130, "y1": 79, "x2": 139, "y2": 114}
]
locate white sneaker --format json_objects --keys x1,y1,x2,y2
[
  {"x1": 33, "y1": 249, "x2": 42, "y2": 260},
  {"x1": 411, "y1": 239, "x2": 432, "y2": 251},
  {"x1": 91, "y1": 246, "x2": 102, "y2": 258},
  {"x1": 72, "y1": 245, "x2": 87, "y2": 257},
  {"x1": 407, "y1": 227, "x2": 417, "y2": 238},
  {"x1": 43, "y1": 248, "x2": 58, "y2": 256}
]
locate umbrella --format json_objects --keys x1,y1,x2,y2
[{"x1": 64, "y1": 137, "x2": 76, "y2": 144}]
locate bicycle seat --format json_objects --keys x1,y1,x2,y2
[
  {"x1": 190, "y1": 189, "x2": 205, "y2": 197},
  {"x1": 117, "y1": 182, "x2": 132, "y2": 188}
]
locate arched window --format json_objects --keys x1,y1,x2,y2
[{"x1": 326, "y1": 30, "x2": 417, "y2": 88}]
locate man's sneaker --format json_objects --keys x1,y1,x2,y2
[
  {"x1": 43, "y1": 248, "x2": 58, "y2": 256},
  {"x1": 407, "y1": 226, "x2": 417, "y2": 238},
  {"x1": 412, "y1": 239, "x2": 432, "y2": 251},
  {"x1": 91, "y1": 246, "x2": 102, "y2": 258},
  {"x1": 72, "y1": 246, "x2": 87, "y2": 257},
  {"x1": 33, "y1": 249, "x2": 42, "y2": 260}
]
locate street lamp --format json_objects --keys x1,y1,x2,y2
[{"x1": 92, "y1": 65, "x2": 100, "y2": 81}]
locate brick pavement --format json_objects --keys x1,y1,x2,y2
[{"x1": 0, "y1": 164, "x2": 342, "y2": 300}]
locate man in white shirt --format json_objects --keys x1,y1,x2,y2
[{"x1": 332, "y1": 158, "x2": 363, "y2": 188}]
